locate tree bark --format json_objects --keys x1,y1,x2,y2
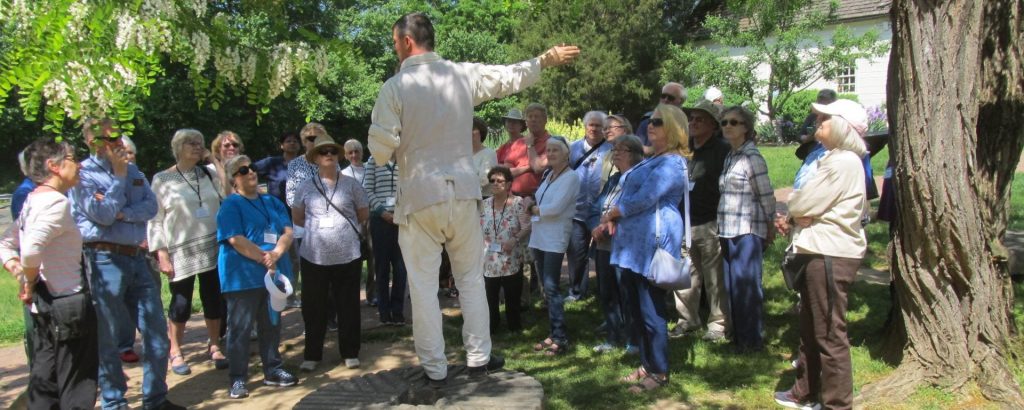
[{"x1": 860, "y1": 0, "x2": 1024, "y2": 406}]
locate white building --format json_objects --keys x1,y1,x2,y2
[{"x1": 697, "y1": 0, "x2": 892, "y2": 111}]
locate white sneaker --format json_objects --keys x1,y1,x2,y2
[
  {"x1": 344, "y1": 358, "x2": 360, "y2": 369},
  {"x1": 300, "y1": 360, "x2": 319, "y2": 371}
]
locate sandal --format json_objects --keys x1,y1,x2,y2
[
  {"x1": 209, "y1": 345, "x2": 229, "y2": 370},
  {"x1": 621, "y1": 366, "x2": 649, "y2": 383},
  {"x1": 543, "y1": 343, "x2": 567, "y2": 357},
  {"x1": 533, "y1": 338, "x2": 555, "y2": 352},
  {"x1": 627, "y1": 374, "x2": 667, "y2": 394},
  {"x1": 170, "y1": 353, "x2": 191, "y2": 376}
]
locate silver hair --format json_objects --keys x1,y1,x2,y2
[
  {"x1": 583, "y1": 111, "x2": 607, "y2": 126},
  {"x1": 606, "y1": 115, "x2": 633, "y2": 134},
  {"x1": 614, "y1": 134, "x2": 645, "y2": 165},
  {"x1": 121, "y1": 135, "x2": 137, "y2": 153},
  {"x1": 18, "y1": 148, "x2": 29, "y2": 176},
  {"x1": 524, "y1": 102, "x2": 548, "y2": 117},
  {"x1": 224, "y1": 154, "x2": 252, "y2": 182},
  {"x1": 828, "y1": 116, "x2": 867, "y2": 157},
  {"x1": 343, "y1": 139, "x2": 363, "y2": 152},
  {"x1": 170, "y1": 128, "x2": 205, "y2": 161}
]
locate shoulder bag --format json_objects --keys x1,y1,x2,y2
[{"x1": 647, "y1": 184, "x2": 692, "y2": 291}]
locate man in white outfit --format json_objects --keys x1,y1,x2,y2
[{"x1": 367, "y1": 12, "x2": 579, "y2": 383}]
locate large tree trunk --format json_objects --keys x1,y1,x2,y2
[{"x1": 859, "y1": 0, "x2": 1024, "y2": 406}]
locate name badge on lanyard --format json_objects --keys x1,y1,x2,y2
[
  {"x1": 531, "y1": 215, "x2": 540, "y2": 223},
  {"x1": 385, "y1": 197, "x2": 396, "y2": 207},
  {"x1": 319, "y1": 217, "x2": 335, "y2": 229},
  {"x1": 487, "y1": 242, "x2": 502, "y2": 253},
  {"x1": 263, "y1": 229, "x2": 278, "y2": 245},
  {"x1": 195, "y1": 206, "x2": 210, "y2": 219}
]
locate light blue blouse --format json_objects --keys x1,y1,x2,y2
[{"x1": 609, "y1": 154, "x2": 688, "y2": 277}]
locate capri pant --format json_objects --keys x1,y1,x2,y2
[{"x1": 167, "y1": 269, "x2": 223, "y2": 323}]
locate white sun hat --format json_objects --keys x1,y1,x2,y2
[{"x1": 264, "y1": 270, "x2": 294, "y2": 312}]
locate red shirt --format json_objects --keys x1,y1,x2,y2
[{"x1": 504, "y1": 132, "x2": 549, "y2": 196}]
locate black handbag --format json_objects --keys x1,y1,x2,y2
[{"x1": 781, "y1": 246, "x2": 810, "y2": 291}]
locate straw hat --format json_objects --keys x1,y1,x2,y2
[
  {"x1": 502, "y1": 108, "x2": 525, "y2": 121},
  {"x1": 305, "y1": 134, "x2": 343, "y2": 163}
]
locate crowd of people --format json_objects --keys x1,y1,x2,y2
[{"x1": 1, "y1": 12, "x2": 875, "y2": 410}]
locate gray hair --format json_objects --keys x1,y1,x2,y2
[
  {"x1": 224, "y1": 154, "x2": 252, "y2": 183},
  {"x1": 18, "y1": 148, "x2": 29, "y2": 176},
  {"x1": 583, "y1": 111, "x2": 607, "y2": 126},
  {"x1": 343, "y1": 139, "x2": 363, "y2": 152},
  {"x1": 606, "y1": 115, "x2": 633, "y2": 134},
  {"x1": 721, "y1": 106, "x2": 758, "y2": 141},
  {"x1": 25, "y1": 138, "x2": 73, "y2": 184},
  {"x1": 828, "y1": 116, "x2": 867, "y2": 157},
  {"x1": 170, "y1": 129, "x2": 205, "y2": 161},
  {"x1": 614, "y1": 135, "x2": 645, "y2": 165},
  {"x1": 121, "y1": 135, "x2": 136, "y2": 153},
  {"x1": 524, "y1": 102, "x2": 548, "y2": 117},
  {"x1": 664, "y1": 82, "x2": 688, "y2": 103}
]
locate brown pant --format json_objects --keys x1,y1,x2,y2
[{"x1": 791, "y1": 255, "x2": 860, "y2": 410}]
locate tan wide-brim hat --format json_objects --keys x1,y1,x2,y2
[
  {"x1": 502, "y1": 108, "x2": 525, "y2": 122},
  {"x1": 683, "y1": 100, "x2": 724, "y2": 125},
  {"x1": 305, "y1": 134, "x2": 343, "y2": 163}
]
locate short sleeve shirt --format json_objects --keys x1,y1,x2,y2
[
  {"x1": 217, "y1": 194, "x2": 293, "y2": 293},
  {"x1": 294, "y1": 175, "x2": 368, "y2": 266}
]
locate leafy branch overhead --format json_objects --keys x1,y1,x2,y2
[{"x1": 0, "y1": 0, "x2": 349, "y2": 135}]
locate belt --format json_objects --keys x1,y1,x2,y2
[{"x1": 85, "y1": 242, "x2": 144, "y2": 256}]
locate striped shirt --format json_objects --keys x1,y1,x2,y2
[
  {"x1": 363, "y1": 156, "x2": 399, "y2": 216},
  {"x1": 0, "y1": 191, "x2": 85, "y2": 297},
  {"x1": 718, "y1": 140, "x2": 775, "y2": 239}
]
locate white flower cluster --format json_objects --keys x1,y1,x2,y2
[
  {"x1": 141, "y1": 0, "x2": 176, "y2": 19},
  {"x1": 42, "y1": 79, "x2": 70, "y2": 109},
  {"x1": 59, "y1": 60, "x2": 117, "y2": 119},
  {"x1": 114, "y1": 63, "x2": 138, "y2": 87},
  {"x1": 6, "y1": 0, "x2": 36, "y2": 32},
  {"x1": 65, "y1": 2, "x2": 90, "y2": 43},
  {"x1": 213, "y1": 47, "x2": 241, "y2": 85},
  {"x1": 187, "y1": 0, "x2": 206, "y2": 18},
  {"x1": 115, "y1": 12, "x2": 139, "y2": 51},
  {"x1": 240, "y1": 53, "x2": 257, "y2": 87},
  {"x1": 191, "y1": 31, "x2": 211, "y2": 70},
  {"x1": 268, "y1": 43, "x2": 297, "y2": 100},
  {"x1": 311, "y1": 47, "x2": 330, "y2": 83}
]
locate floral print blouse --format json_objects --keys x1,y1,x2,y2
[{"x1": 481, "y1": 195, "x2": 531, "y2": 278}]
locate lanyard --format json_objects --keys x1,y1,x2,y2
[
  {"x1": 490, "y1": 196, "x2": 509, "y2": 236},
  {"x1": 314, "y1": 171, "x2": 340, "y2": 215},
  {"x1": 175, "y1": 165, "x2": 203, "y2": 208},
  {"x1": 536, "y1": 166, "x2": 567, "y2": 206},
  {"x1": 242, "y1": 195, "x2": 272, "y2": 227},
  {"x1": 90, "y1": 157, "x2": 115, "y2": 179}
]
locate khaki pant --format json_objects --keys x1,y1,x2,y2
[
  {"x1": 673, "y1": 221, "x2": 729, "y2": 333},
  {"x1": 399, "y1": 182, "x2": 491, "y2": 379}
]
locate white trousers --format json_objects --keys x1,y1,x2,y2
[{"x1": 399, "y1": 182, "x2": 491, "y2": 379}]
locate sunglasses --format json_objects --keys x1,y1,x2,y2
[
  {"x1": 650, "y1": 118, "x2": 665, "y2": 127},
  {"x1": 720, "y1": 119, "x2": 745, "y2": 127},
  {"x1": 489, "y1": 178, "x2": 507, "y2": 184},
  {"x1": 222, "y1": 142, "x2": 240, "y2": 148},
  {"x1": 660, "y1": 93, "x2": 678, "y2": 101},
  {"x1": 603, "y1": 125, "x2": 624, "y2": 131},
  {"x1": 318, "y1": 148, "x2": 339, "y2": 156},
  {"x1": 232, "y1": 165, "x2": 252, "y2": 177},
  {"x1": 304, "y1": 136, "x2": 317, "y2": 143}
]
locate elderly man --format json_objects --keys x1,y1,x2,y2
[
  {"x1": 69, "y1": 119, "x2": 184, "y2": 410},
  {"x1": 367, "y1": 12, "x2": 578, "y2": 384},
  {"x1": 671, "y1": 100, "x2": 731, "y2": 341},
  {"x1": 565, "y1": 111, "x2": 612, "y2": 303},
  {"x1": 636, "y1": 82, "x2": 687, "y2": 154}
]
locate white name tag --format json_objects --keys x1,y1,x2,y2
[
  {"x1": 531, "y1": 215, "x2": 540, "y2": 223},
  {"x1": 487, "y1": 243, "x2": 501, "y2": 253},
  {"x1": 195, "y1": 206, "x2": 210, "y2": 219},
  {"x1": 263, "y1": 230, "x2": 278, "y2": 245},
  {"x1": 320, "y1": 218, "x2": 335, "y2": 229},
  {"x1": 385, "y1": 197, "x2": 396, "y2": 207}
]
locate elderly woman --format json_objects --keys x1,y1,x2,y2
[
  {"x1": 718, "y1": 106, "x2": 775, "y2": 353},
  {"x1": 1, "y1": 139, "x2": 96, "y2": 408},
  {"x1": 293, "y1": 135, "x2": 369, "y2": 371},
  {"x1": 773, "y1": 100, "x2": 869, "y2": 410},
  {"x1": 211, "y1": 131, "x2": 245, "y2": 197},
  {"x1": 601, "y1": 104, "x2": 689, "y2": 393},
  {"x1": 216, "y1": 155, "x2": 297, "y2": 399},
  {"x1": 473, "y1": 117, "x2": 498, "y2": 198},
  {"x1": 148, "y1": 129, "x2": 227, "y2": 375},
  {"x1": 604, "y1": 115, "x2": 633, "y2": 141},
  {"x1": 481, "y1": 166, "x2": 531, "y2": 333},
  {"x1": 527, "y1": 136, "x2": 580, "y2": 356},
  {"x1": 341, "y1": 138, "x2": 375, "y2": 308},
  {"x1": 589, "y1": 135, "x2": 645, "y2": 354}
]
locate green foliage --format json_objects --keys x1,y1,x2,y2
[{"x1": 661, "y1": 0, "x2": 889, "y2": 122}]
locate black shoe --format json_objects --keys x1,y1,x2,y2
[
  {"x1": 263, "y1": 369, "x2": 298, "y2": 387},
  {"x1": 229, "y1": 380, "x2": 249, "y2": 399},
  {"x1": 425, "y1": 374, "x2": 447, "y2": 389},
  {"x1": 392, "y1": 313, "x2": 406, "y2": 325},
  {"x1": 379, "y1": 312, "x2": 393, "y2": 326},
  {"x1": 467, "y1": 355, "x2": 505, "y2": 377}
]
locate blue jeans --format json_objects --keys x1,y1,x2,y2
[
  {"x1": 532, "y1": 249, "x2": 568, "y2": 345},
  {"x1": 721, "y1": 234, "x2": 765, "y2": 350},
  {"x1": 371, "y1": 216, "x2": 407, "y2": 319},
  {"x1": 621, "y1": 268, "x2": 669, "y2": 375},
  {"x1": 595, "y1": 249, "x2": 631, "y2": 346},
  {"x1": 85, "y1": 249, "x2": 169, "y2": 410},
  {"x1": 225, "y1": 288, "x2": 283, "y2": 382},
  {"x1": 565, "y1": 220, "x2": 591, "y2": 298}
]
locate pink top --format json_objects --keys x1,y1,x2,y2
[{"x1": 0, "y1": 190, "x2": 85, "y2": 296}]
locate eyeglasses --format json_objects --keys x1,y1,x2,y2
[
  {"x1": 222, "y1": 142, "x2": 240, "y2": 148},
  {"x1": 488, "y1": 178, "x2": 507, "y2": 184},
  {"x1": 345, "y1": 150, "x2": 361, "y2": 155},
  {"x1": 721, "y1": 119, "x2": 745, "y2": 127},
  {"x1": 318, "y1": 148, "x2": 339, "y2": 156},
  {"x1": 184, "y1": 140, "x2": 203, "y2": 147},
  {"x1": 232, "y1": 165, "x2": 252, "y2": 177},
  {"x1": 650, "y1": 118, "x2": 665, "y2": 127},
  {"x1": 660, "y1": 93, "x2": 678, "y2": 101},
  {"x1": 611, "y1": 147, "x2": 634, "y2": 153},
  {"x1": 603, "y1": 125, "x2": 624, "y2": 131}
]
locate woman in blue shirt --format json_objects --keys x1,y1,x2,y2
[
  {"x1": 600, "y1": 104, "x2": 690, "y2": 393},
  {"x1": 217, "y1": 155, "x2": 297, "y2": 399}
]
